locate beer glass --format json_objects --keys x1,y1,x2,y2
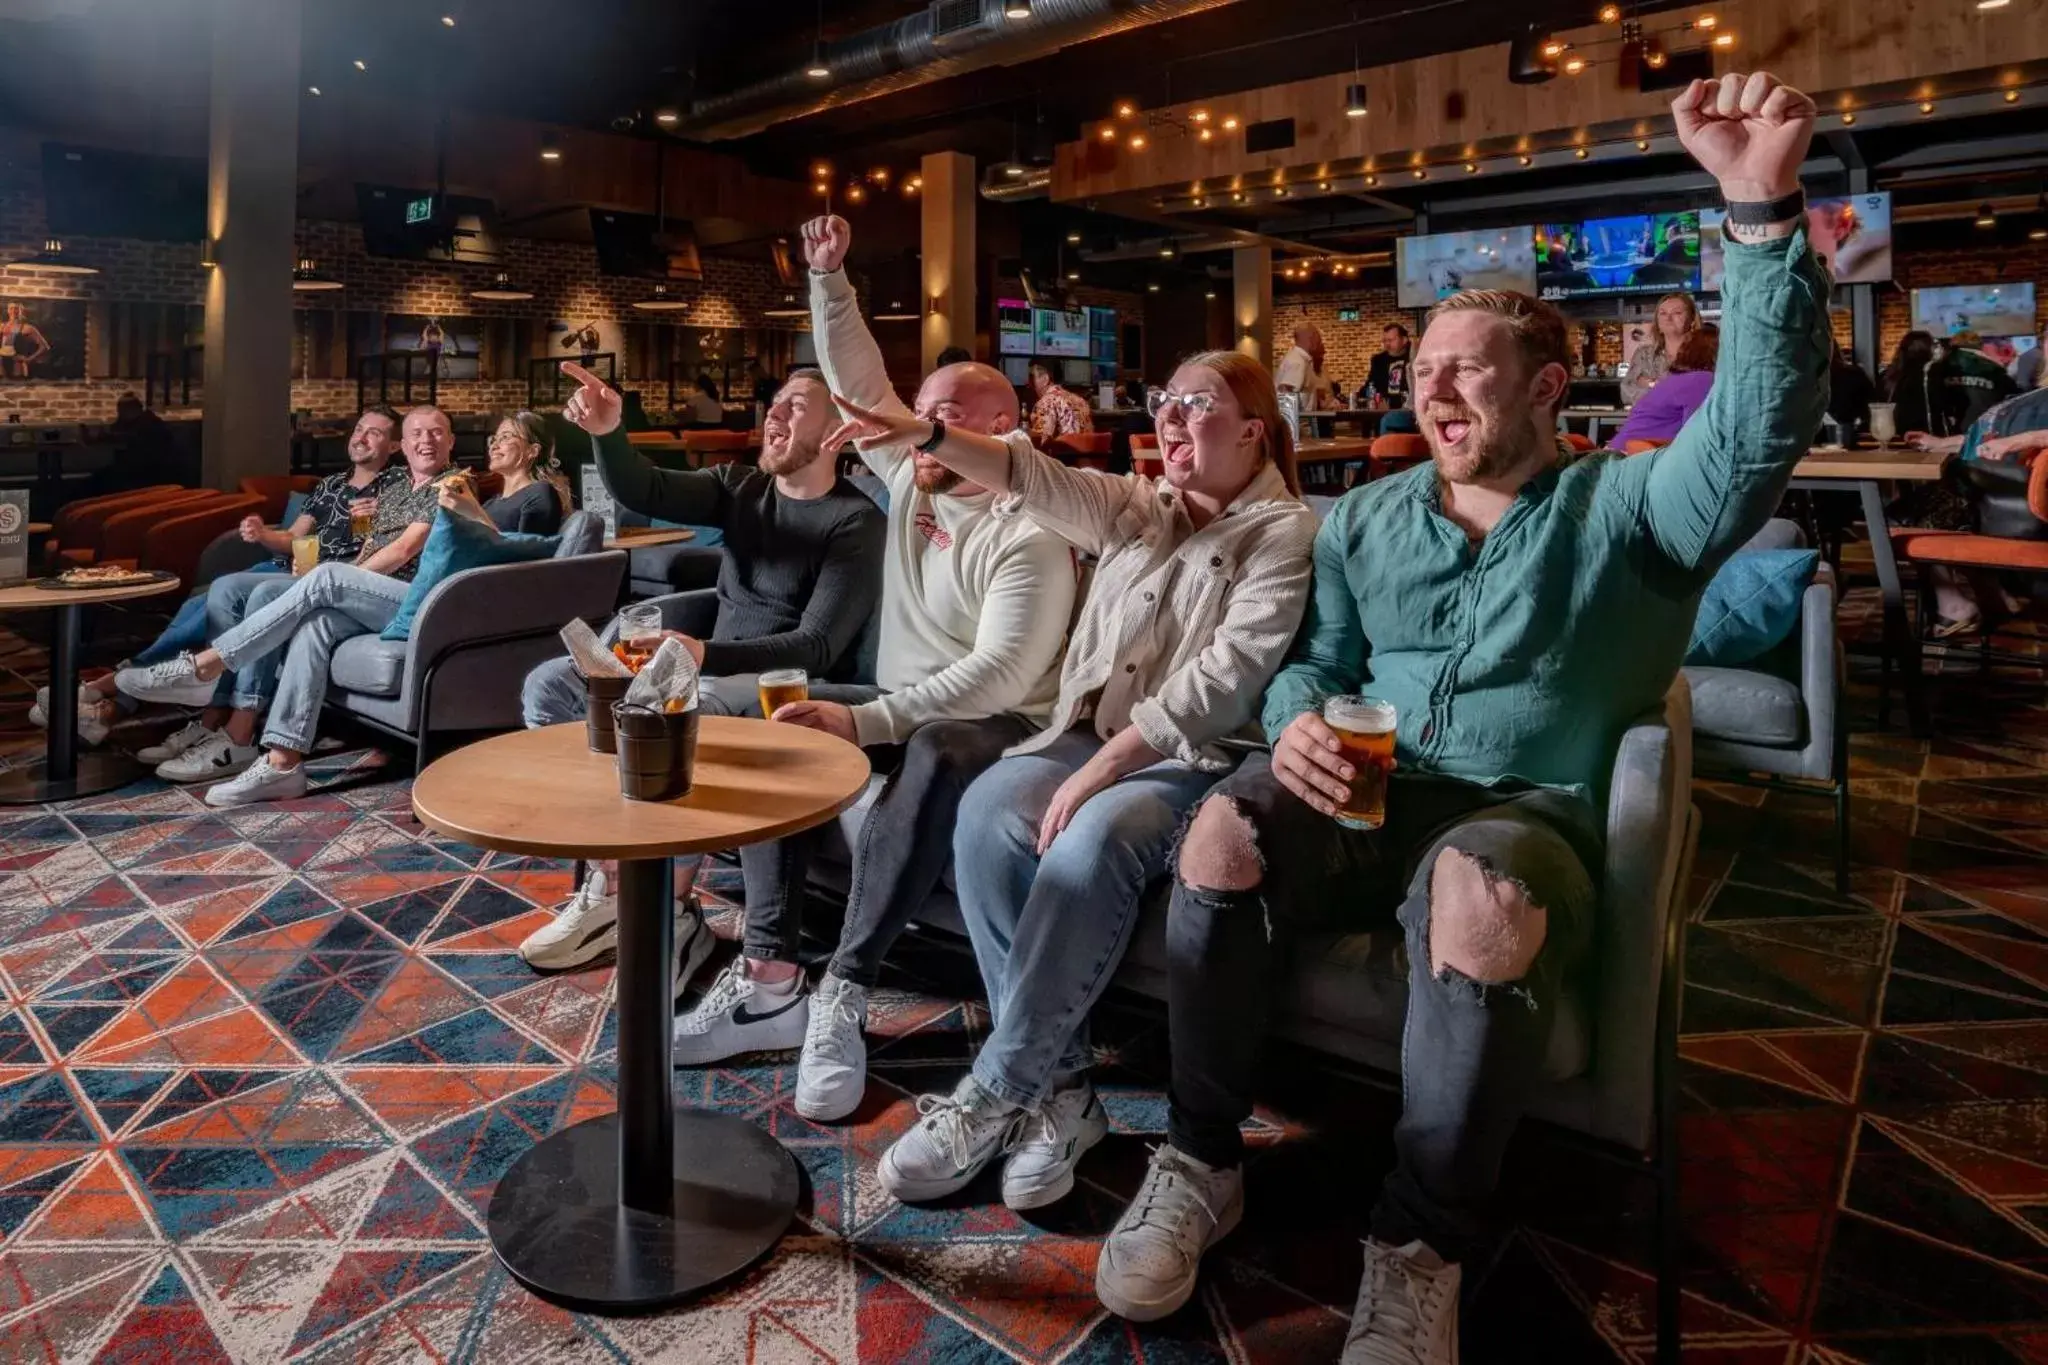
[
  {"x1": 290, "y1": 535, "x2": 320, "y2": 577},
  {"x1": 611, "y1": 603, "x2": 663, "y2": 672},
  {"x1": 349, "y1": 497, "x2": 376, "y2": 541},
  {"x1": 1322, "y1": 695, "x2": 1397, "y2": 830},
  {"x1": 758, "y1": 668, "x2": 810, "y2": 719},
  {"x1": 1868, "y1": 402, "x2": 1897, "y2": 448}
]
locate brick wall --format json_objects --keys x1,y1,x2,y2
[
  {"x1": 1875, "y1": 236, "x2": 2048, "y2": 362},
  {"x1": 1272, "y1": 282, "x2": 1411, "y2": 391}
]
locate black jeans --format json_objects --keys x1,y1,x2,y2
[
  {"x1": 733, "y1": 694, "x2": 1034, "y2": 987},
  {"x1": 1165, "y1": 754, "x2": 1601, "y2": 1263}
]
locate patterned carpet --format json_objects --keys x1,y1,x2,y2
[{"x1": 1, "y1": 596, "x2": 2048, "y2": 1361}]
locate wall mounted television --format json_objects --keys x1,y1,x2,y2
[
  {"x1": 1395, "y1": 227, "x2": 1538, "y2": 308},
  {"x1": 1535, "y1": 211, "x2": 1700, "y2": 299},
  {"x1": 1912, "y1": 284, "x2": 2037, "y2": 339},
  {"x1": 1700, "y1": 193, "x2": 1892, "y2": 291}
]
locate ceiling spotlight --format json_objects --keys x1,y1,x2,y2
[
  {"x1": 1205, "y1": 290, "x2": 1217, "y2": 299},
  {"x1": 539, "y1": 134, "x2": 561, "y2": 161},
  {"x1": 1147, "y1": 282, "x2": 1160, "y2": 292},
  {"x1": 1004, "y1": 0, "x2": 1032, "y2": 15},
  {"x1": 1518, "y1": 154, "x2": 1533, "y2": 166},
  {"x1": 1978, "y1": 0, "x2": 2011, "y2": 8},
  {"x1": 1694, "y1": 12, "x2": 1717, "y2": 27},
  {"x1": 2005, "y1": 89, "x2": 2021, "y2": 102},
  {"x1": 1574, "y1": 146, "x2": 1590, "y2": 158},
  {"x1": 1129, "y1": 133, "x2": 1148, "y2": 150},
  {"x1": 1363, "y1": 174, "x2": 1378, "y2": 187},
  {"x1": 353, "y1": 59, "x2": 366, "y2": 71},
  {"x1": 1005, "y1": 162, "x2": 1027, "y2": 177},
  {"x1": 289, "y1": 258, "x2": 341, "y2": 291},
  {"x1": 1221, "y1": 116, "x2": 1239, "y2": 130},
  {"x1": 1318, "y1": 179, "x2": 1331, "y2": 191},
  {"x1": 1198, "y1": 127, "x2": 1214, "y2": 142},
  {"x1": 1274, "y1": 185, "x2": 1289, "y2": 197},
  {"x1": 1563, "y1": 51, "x2": 1587, "y2": 74},
  {"x1": 1598, "y1": 3, "x2": 1621, "y2": 21},
  {"x1": 1644, "y1": 45, "x2": 1668, "y2": 69},
  {"x1": 1635, "y1": 139, "x2": 1650, "y2": 151},
  {"x1": 1231, "y1": 191, "x2": 1244, "y2": 202},
  {"x1": 1920, "y1": 99, "x2": 1936, "y2": 114},
  {"x1": 440, "y1": 14, "x2": 455, "y2": 26},
  {"x1": 1116, "y1": 101, "x2": 1137, "y2": 118},
  {"x1": 1542, "y1": 40, "x2": 1566, "y2": 57},
  {"x1": 1840, "y1": 111, "x2": 1856, "y2": 125},
  {"x1": 472, "y1": 272, "x2": 534, "y2": 302},
  {"x1": 812, "y1": 160, "x2": 832, "y2": 178},
  {"x1": 813, "y1": 181, "x2": 830, "y2": 196},
  {"x1": 1160, "y1": 244, "x2": 1176, "y2": 257},
  {"x1": 2032, "y1": 227, "x2": 2048, "y2": 241},
  {"x1": 1066, "y1": 270, "x2": 1080, "y2": 281},
  {"x1": 908, "y1": 175, "x2": 922, "y2": 189},
  {"x1": 1098, "y1": 125, "x2": 1117, "y2": 142},
  {"x1": 846, "y1": 184, "x2": 864, "y2": 203},
  {"x1": 1412, "y1": 167, "x2": 1426, "y2": 180},
  {"x1": 1976, "y1": 202, "x2": 1997, "y2": 227},
  {"x1": 1463, "y1": 161, "x2": 1478, "y2": 173},
  {"x1": 307, "y1": 85, "x2": 321, "y2": 96},
  {"x1": 1191, "y1": 109, "x2": 1210, "y2": 123},
  {"x1": 1066, "y1": 231, "x2": 1082, "y2": 243},
  {"x1": 1193, "y1": 196, "x2": 1207, "y2": 208},
  {"x1": 655, "y1": 108, "x2": 679, "y2": 126},
  {"x1": 1712, "y1": 32, "x2": 1734, "y2": 47},
  {"x1": 1345, "y1": 83, "x2": 1368, "y2": 117}
]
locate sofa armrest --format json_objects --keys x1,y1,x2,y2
[
  {"x1": 396, "y1": 550, "x2": 628, "y2": 725},
  {"x1": 1590, "y1": 676, "x2": 1694, "y2": 1151},
  {"x1": 1798, "y1": 567, "x2": 1839, "y2": 778}
]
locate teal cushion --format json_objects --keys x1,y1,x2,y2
[
  {"x1": 281, "y1": 491, "x2": 309, "y2": 528},
  {"x1": 380, "y1": 512, "x2": 559, "y2": 641},
  {"x1": 1686, "y1": 549, "x2": 1819, "y2": 667}
]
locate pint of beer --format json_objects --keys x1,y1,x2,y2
[
  {"x1": 290, "y1": 535, "x2": 320, "y2": 577},
  {"x1": 349, "y1": 500, "x2": 375, "y2": 540},
  {"x1": 1322, "y1": 695, "x2": 1397, "y2": 830},
  {"x1": 759, "y1": 668, "x2": 809, "y2": 719}
]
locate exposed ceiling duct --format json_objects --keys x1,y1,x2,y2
[{"x1": 682, "y1": 0, "x2": 1243, "y2": 141}]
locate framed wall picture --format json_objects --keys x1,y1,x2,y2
[
  {"x1": 0, "y1": 297, "x2": 86, "y2": 381},
  {"x1": 384, "y1": 313, "x2": 483, "y2": 381}
]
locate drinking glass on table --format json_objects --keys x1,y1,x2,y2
[
  {"x1": 290, "y1": 535, "x2": 320, "y2": 576},
  {"x1": 611, "y1": 603, "x2": 664, "y2": 672},
  {"x1": 758, "y1": 668, "x2": 809, "y2": 719},
  {"x1": 1868, "y1": 402, "x2": 1897, "y2": 448},
  {"x1": 1322, "y1": 695, "x2": 1397, "y2": 831},
  {"x1": 348, "y1": 496, "x2": 376, "y2": 541}
]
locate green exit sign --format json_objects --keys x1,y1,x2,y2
[
  {"x1": 1337, "y1": 307, "x2": 1362, "y2": 322},
  {"x1": 404, "y1": 196, "x2": 434, "y2": 225}
]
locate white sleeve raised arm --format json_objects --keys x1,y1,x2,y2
[{"x1": 811, "y1": 268, "x2": 916, "y2": 480}]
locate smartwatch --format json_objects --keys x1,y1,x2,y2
[{"x1": 916, "y1": 418, "x2": 947, "y2": 453}]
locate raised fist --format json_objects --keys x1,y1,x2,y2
[
  {"x1": 1672, "y1": 72, "x2": 1817, "y2": 204},
  {"x1": 801, "y1": 216, "x2": 851, "y2": 274}
]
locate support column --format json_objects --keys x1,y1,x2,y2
[
  {"x1": 921, "y1": 151, "x2": 976, "y2": 371},
  {"x1": 1233, "y1": 246, "x2": 1273, "y2": 367},
  {"x1": 202, "y1": 0, "x2": 301, "y2": 490}
]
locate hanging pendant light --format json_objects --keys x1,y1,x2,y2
[
  {"x1": 291, "y1": 258, "x2": 343, "y2": 292},
  {"x1": 5, "y1": 239, "x2": 98, "y2": 275},
  {"x1": 633, "y1": 283, "x2": 690, "y2": 312},
  {"x1": 471, "y1": 272, "x2": 534, "y2": 301}
]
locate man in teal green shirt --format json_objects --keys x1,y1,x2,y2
[{"x1": 1092, "y1": 73, "x2": 1829, "y2": 1361}]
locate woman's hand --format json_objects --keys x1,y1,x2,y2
[
  {"x1": 1979, "y1": 433, "x2": 2047, "y2": 463},
  {"x1": 436, "y1": 480, "x2": 492, "y2": 525},
  {"x1": 1037, "y1": 756, "x2": 1119, "y2": 856}
]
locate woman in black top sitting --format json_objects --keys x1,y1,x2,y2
[{"x1": 439, "y1": 411, "x2": 569, "y2": 535}]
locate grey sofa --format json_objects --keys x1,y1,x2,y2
[
  {"x1": 787, "y1": 678, "x2": 1699, "y2": 1363},
  {"x1": 1681, "y1": 519, "x2": 1846, "y2": 890}
]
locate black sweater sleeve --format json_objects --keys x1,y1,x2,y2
[
  {"x1": 589, "y1": 426, "x2": 733, "y2": 527},
  {"x1": 697, "y1": 501, "x2": 888, "y2": 678}
]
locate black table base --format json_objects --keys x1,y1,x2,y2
[
  {"x1": 0, "y1": 749, "x2": 148, "y2": 805},
  {"x1": 484, "y1": 856, "x2": 799, "y2": 1311}
]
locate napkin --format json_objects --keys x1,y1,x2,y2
[
  {"x1": 624, "y1": 637, "x2": 701, "y2": 714},
  {"x1": 561, "y1": 619, "x2": 631, "y2": 679}
]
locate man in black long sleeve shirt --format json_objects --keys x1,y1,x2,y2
[{"x1": 516, "y1": 368, "x2": 886, "y2": 974}]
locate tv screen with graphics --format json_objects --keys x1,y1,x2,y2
[
  {"x1": 1700, "y1": 193, "x2": 1892, "y2": 291},
  {"x1": 1912, "y1": 284, "x2": 2037, "y2": 339},
  {"x1": 1395, "y1": 228, "x2": 1537, "y2": 308},
  {"x1": 1536, "y1": 211, "x2": 1700, "y2": 298},
  {"x1": 1032, "y1": 308, "x2": 1090, "y2": 358}
]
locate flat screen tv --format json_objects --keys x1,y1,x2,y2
[
  {"x1": 1912, "y1": 284, "x2": 2037, "y2": 339},
  {"x1": 1032, "y1": 307, "x2": 1090, "y2": 359},
  {"x1": 996, "y1": 299, "x2": 1035, "y2": 357},
  {"x1": 589, "y1": 210, "x2": 702, "y2": 281},
  {"x1": 1700, "y1": 192, "x2": 1892, "y2": 291},
  {"x1": 1395, "y1": 227, "x2": 1538, "y2": 308},
  {"x1": 42, "y1": 144, "x2": 205, "y2": 243},
  {"x1": 1536, "y1": 211, "x2": 1700, "y2": 299}
]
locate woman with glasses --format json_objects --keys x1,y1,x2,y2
[
  {"x1": 438, "y1": 411, "x2": 570, "y2": 535},
  {"x1": 820, "y1": 351, "x2": 1317, "y2": 1211}
]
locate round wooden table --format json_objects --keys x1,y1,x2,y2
[
  {"x1": 603, "y1": 526, "x2": 695, "y2": 551},
  {"x1": 411, "y1": 718, "x2": 871, "y2": 1312},
  {"x1": 0, "y1": 574, "x2": 182, "y2": 804}
]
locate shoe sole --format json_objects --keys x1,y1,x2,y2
[
  {"x1": 157, "y1": 757, "x2": 256, "y2": 785},
  {"x1": 203, "y1": 777, "x2": 308, "y2": 809},
  {"x1": 1002, "y1": 1109, "x2": 1110, "y2": 1211},
  {"x1": 520, "y1": 905, "x2": 620, "y2": 971},
  {"x1": 1094, "y1": 1187, "x2": 1245, "y2": 1323},
  {"x1": 672, "y1": 994, "x2": 809, "y2": 1068},
  {"x1": 878, "y1": 1143, "x2": 1002, "y2": 1204},
  {"x1": 122, "y1": 684, "x2": 219, "y2": 708},
  {"x1": 793, "y1": 1076, "x2": 864, "y2": 1123}
]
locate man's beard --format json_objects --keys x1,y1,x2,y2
[
  {"x1": 759, "y1": 434, "x2": 823, "y2": 477},
  {"x1": 349, "y1": 445, "x2": 379, "y2": 465},
  {"x1": 913, "y1": 455, "x2": 962, "y2": 494},
  {"x1": 1426, "y1": 405, "x2": 1537, "y2": 484}
]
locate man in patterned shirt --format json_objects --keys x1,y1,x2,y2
[{"x1": 1026, "y1": 360, "x2": 1094, "y2": 446}]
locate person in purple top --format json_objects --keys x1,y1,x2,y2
[{"x1": 1612, "y1": 326, "x2": 1719, "y2": 448}]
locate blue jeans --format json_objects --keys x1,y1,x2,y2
[
  {"x1": 205, "y1": 568, "x2": 294, "y2": 710},
  {"x1": 212, "y1": 562, "x2": 409, "y2": 754},
  {"x1": 955, "y1": 730, "x2": 1225, "y2": 1110}
]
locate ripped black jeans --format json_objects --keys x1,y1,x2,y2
[{"x1": 1164, "y1": 754, "x2": 1600, "y2": 1263}]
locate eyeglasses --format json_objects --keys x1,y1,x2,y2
[
  {"x1": 1146, "y1": 387, "x2": 1222, "y2": 420},
  {"x1": 487, "y1": 433, "x2": 528, "y2": 448}
]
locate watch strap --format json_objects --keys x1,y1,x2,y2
[
  {"x1": 1723, "y1": 189, "x2": 1806, "y2": 226},
  {"x1": 916, "y1": 418, "x2": 947, "y2": 453}
]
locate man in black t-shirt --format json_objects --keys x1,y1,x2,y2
[{"x1": 1365, "y1": 323, "x2": 1413, "y2": 408}]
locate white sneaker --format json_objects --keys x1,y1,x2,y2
[
  {"x1": 139, "y1": 720, "x2": 216, "y2": 765},
  {"x1": 27, "y1": 683, "x2": 98, "y2": 730},
  {"x1": 156, "y1": 732, "x2": 259, "y2": 784},
  {"x1": 1001, "y1": 1079, "x2": 1109, "y2": 1211},
  {"x1": 115, "y1": 654, "x2": 219, "y2": 708},
  {"x1": 671, "y1": 959, "x2": 808, "y2": 1065},
  {"x1": 1095, "y1": 1144, "x2": 1244, "y2": 1322},
  {"x1": 1340, "y1": 1239, "x2": 1461, "y2": 1365},
  {"x1": 877, "y1": 1075, "x2": 1021, "y2": 1204},
  {"x1": 519, "y1": 874, "x2": 720, "y2": 995},
  {"x1": 794, "y1": 974, "x2": 868, "y2": 1122},
  {"x1": 202, "y1": 758, "x2": 309, "y2": 808}
]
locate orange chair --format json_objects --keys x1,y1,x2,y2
[
  {"x1": 142, "y1": 495, "x2": 265, "y2": 588},
  {"x1": 1048, "y1": 432, "x2": 1114, "y2": 472},
  {"x1": 56, "y1": 488, "x2": 216, "y2": 568},
  {"x1": 94, "y1": 491, "x2": 234, "y2": 570},
  {"x1": 1622, "y1": 439, "x2": 1669, "y2": 456},
  {"x1": 1131, "y1": 433, "x2": 1163, "y2": 479},
  {"x1": 1564, "y1": 432, "x2": 1597, "y2": 453},
  {"x1": 1368, "y1": 432, "x2": 1431, "y2": 482},
  {"x1": 49, "y1": 485, "x2": 186, "y2": 560},
  {"x1": 239, "y1": 475, "x2": 320, "y2": 523}
]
